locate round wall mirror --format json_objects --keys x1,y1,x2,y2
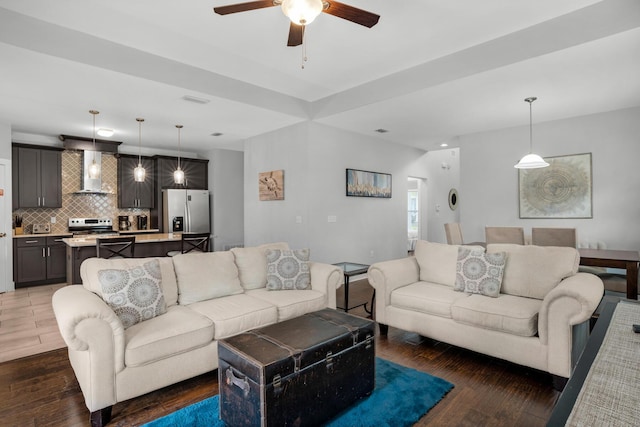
[{"x1": 448, "y1": 188, "x2": 458, "y2": 211}]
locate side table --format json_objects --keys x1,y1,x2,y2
[{"x1": 333, "y1": 262, "x2": 374, "y2": 316}]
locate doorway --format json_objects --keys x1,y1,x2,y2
[
  {"x1": 0, "y1": 159, "x2": 13, "y2": 293},
  {"x1": 408, "y1": 177, "x2": 427, "y2": 252}
]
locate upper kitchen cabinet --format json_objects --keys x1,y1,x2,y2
[
  {"x1": 117, "y1": 154, "x2": 155, "y2": 208},
  {"x1": 12, "y1": 144, "x2": 63, "y2": 208},
  {"x1": 155, "y1": 156, "x2": 208, "y2": 190}
]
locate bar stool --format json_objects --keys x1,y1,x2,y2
[
  {"x1": 167, "y1": 232, "x2": 210, "y2": 256},
  {"x1": 96, "y1": 236, "x2": 136, "y2": 259}
]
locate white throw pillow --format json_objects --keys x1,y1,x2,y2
[
  {"x1": 231, "y1": 242, "x2": 290, "y2": 290},
  {"x1": 98, "y1": 259, "x2": 166, "y2": 329},
  {"x1": 265, "y1": 248, "x2": 311, "y2": 290}
]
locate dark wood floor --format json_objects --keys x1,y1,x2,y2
[{"x1": 0, "y1": 280, "x2": 561, "y2": 426}]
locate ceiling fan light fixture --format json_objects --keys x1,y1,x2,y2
[{"x1": 281, "y1": 0, "x2": 323, "y2": 25}]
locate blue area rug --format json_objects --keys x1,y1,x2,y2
[{"x1": 143, "y1": 358, "x2": 453, "y2": 427}]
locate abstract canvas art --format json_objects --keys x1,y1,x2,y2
[
  {"x1": 259, "y1": 170, "x2": 284, "y2": 201},
  {"x1": 518, "y1": 153, "x2": 592, "y2": 218},
  {"x1": 346, "y1": 169, "x2": 392, "y2": 198}
]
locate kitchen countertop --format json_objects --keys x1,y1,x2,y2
[
  {"x1": 62, "y1": 233, "x2": 181, "y2": 247},
  {"x1": 13, "y1": 232, "x2": 72, "y2": 238}
]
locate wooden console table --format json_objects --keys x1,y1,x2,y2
[{"x1": 578, "y1": 248, "x2": 639, "y2": 300}]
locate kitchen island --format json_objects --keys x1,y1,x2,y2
[{"x1": 63, "y1": 233, "x2": 184, "y2": 285}]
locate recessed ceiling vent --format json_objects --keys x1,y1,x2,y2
[{"x1": 374, "y1": 128, "x2": 389, "y2": 133}]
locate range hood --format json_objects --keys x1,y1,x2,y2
[
  {"x1": 78, "y1": 150, "x2": 108, "y2": 194},
  {"x1": 60, "y1": 135, "x2": 122, "y2": 195}
]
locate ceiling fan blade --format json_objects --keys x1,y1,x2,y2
[
  {"x1": 287, "y1": 23, "x2": 304, "y2": 46},
  {"x1": 213, "y1": 1, "x2": 276, "y2": 15},
  {"x1": 323, "y1": 1, "x2": 380, "y2": 28}
]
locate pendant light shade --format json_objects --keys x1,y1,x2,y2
[
  {"x1": 173, "y1": 125, "x2": 185, "y2": 185},
  {"x1": 281, "y1": 0, "x2": 323, "y2": 25},
  {"x1": 134, "y1": 118, "x2": 146, "y2": 182},
  {"x1": 515, "y1": 97, "x2": 549, "y2": 169},
  {"x1": 88, "y1": 110, "x2": 101, "y2": 179}
]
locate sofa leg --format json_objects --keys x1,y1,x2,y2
[
  {"x1": 378, "y1": 323, "x2": 389, "y2": 336},
  {"x1": 90, "y1": 406, "x2": 112, "y2": 427},
  {"x1": 552, "y1": 375, "x2": 567, "y2": 391}
]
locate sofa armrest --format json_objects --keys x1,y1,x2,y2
[
  {"x1": 539, "y1": 272, "x2": 604, "y2": 376},
  {"x1": 309, "y1": 262, "x2": 343, "y2": 309},
  {"x1": 52, "y1": 285, "x2": 126, "y2": 369},
  {"x1": 368, "y1": 257, "x2": 420, "y2": 323},
  {"x1": 52, "y1": 285, "x2": 128, "y2": 412}
]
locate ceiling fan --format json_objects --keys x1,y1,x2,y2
[{"x1": 213, "y1": 0, "x2": 380, "y2": 47}]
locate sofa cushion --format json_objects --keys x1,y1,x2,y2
[
  {"x1": 414, "y1": 241, "x2": 459, "y2": 287},
  {"x1": 247, "y1": 288, "x2": 326, "y2": 321},
  {"x1": 173, "y1": 251, "x2": 243, "y2": 305},
  {"x1": 390, "y1": 281, "x2": 470, "y2": 318},
  {"x1": 81, "y1": 257, "x2": 179, "y2": 307},
  {"x1": 455, "y1": 248, "x2": 507, "y2": 298},
  {"x1": 451, "y1": 294, "x2": 541, "y2": 337},
  {"x1": 265, "y1": 248, "x2": 311, "y2": 290},
  {"x1": 187, "y1": 294, "x2": 278, "y2": 340},
  {"x1": 98, "y1": 259, "x2": 167, "y2": 329},
  {"x1": 231, "y1": 242, "x2": 290, "y2": 290},
  {"x1": 487, "y1": 244, "x2": 579, "y2": 299},
  {"x1": 124, "y1": 305, "x2": 214, "y2": 367}
]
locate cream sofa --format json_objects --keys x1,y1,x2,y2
[
  {"x1": 52, "y1": 243, "x2": 342, "y2": 426},
  {"x1": 369, "y1": 241, "x2": 604, "y2": 386}
]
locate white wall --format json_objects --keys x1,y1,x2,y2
[
  {"x1": 244, "y1": 121, "x2": 430, "y2": 264},
  {"x1": 424, "y1": 147, "x2": 461, "y2": 244},
  {"x1": 206, "y1": 148, "x2": 244, "y2": 251},
  {"x1": 458, "y1": 107, "x2": 640, "y2": 251}
]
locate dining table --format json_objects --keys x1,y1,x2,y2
[{"x1": 578, "y1": 248, "x2": 640, "y2": 300}]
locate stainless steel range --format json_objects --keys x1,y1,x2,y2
[{"x1": 68, "y1": 218, "x2": 117, "y2": 236}]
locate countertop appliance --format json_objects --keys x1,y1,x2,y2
[
  {"x1": 162, "y1": 189, "x2": 210, "y2": 233},
  {"x1": 68, "y1": 218, "x2": 117, "y2": 236},
  {"x1": 137, "y1": 215, "x2": 148, "y2": 230},
  {"x1": 32, "y1": 223, "x2": 51, "y2": 234},
  {"x1": 118, "y1": 215, "x2": 131, "y2": 231}
]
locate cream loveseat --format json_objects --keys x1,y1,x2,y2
[
  {"x1": 369, "y1": 241, "x2": 604, "y2": 386},
  {"x1": 52, "y1": 243, "x2": 342, "y2": 426}
]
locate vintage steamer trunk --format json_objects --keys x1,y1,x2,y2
[{"x1": 218, "y1": 308, "x2": 375, "y2": 426}]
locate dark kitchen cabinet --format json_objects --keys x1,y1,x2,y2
[
  {"x1": 12, "y1": 145, "x2": 63, "y2": 208},
  {"x1": 155, "y1": 156, "x2": 208, "y2": 190},
  {"x1": 117, "y1": 154, "x2": 155, "y2": 208},
  {"x1": 13, "y1": 235, "x2": 69, "y2": 287},
  {"x1": 151, "y1": 156, "x2": 209, "y2": 230}
]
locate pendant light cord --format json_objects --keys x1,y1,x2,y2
[{"x1": 524, "y1": 97, "x2": 537, "y2": 154}]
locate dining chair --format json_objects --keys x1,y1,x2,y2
[
  {"x1": 167, "y1": 232, "x2": 211, "y2": 256},
  {"x1": 531, "y1": 227, "x2": 577, "y2": 247},
  {"x1": 444, "y1": 223, "x2": 464, "y2": 245},
  {"x1": 485, "y1": 226, "x2": 525, "y2": 245},
  {"x1": 96, "y1": 236, "x2": 136, "y2": 259}
]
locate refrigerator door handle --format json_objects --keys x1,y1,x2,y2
[{"x1": 185, "y1": 199, "x2": 190, "y2": 232}]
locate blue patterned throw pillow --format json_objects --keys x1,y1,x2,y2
[
  {"x1": 455, "y1": 247, "x2": 507, "y2": 298},
  {"x1": 265, "y1": 249, "x2": 311, "y2": 290},
  {"x1": 98, "y1": 259, "x2": 166, "y2": 328}
]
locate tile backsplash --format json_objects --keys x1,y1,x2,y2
[{"x1": 13, "y1": 151, "x2": 150, "y2": 234}]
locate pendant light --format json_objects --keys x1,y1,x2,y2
[
  {"x1": 134, "y1": 118, "x2": 146, "y2": 182},
  {"x1": 514, "y1": 97, "x2": 549, "y2": 169},
  {"x1": 173, "y1": 125, "x2": 185, "y2": 185},
  {"x1": 88, "y1": 110, "x2": 101, "y2": 179}
]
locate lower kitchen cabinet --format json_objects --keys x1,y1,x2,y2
[{"x1": 14, "y1": 236, "x2": 69, "y2": 287}]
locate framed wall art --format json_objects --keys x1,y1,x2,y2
[
  {"x1": 259, "y1": 170, "x2": 284, "y2": 201},
  {"x1": 346, "y1": 168, "x2": 392, "y2": 198},
  {"x1": 518, "y1": 153, "x2": 592, "y2": 218}
]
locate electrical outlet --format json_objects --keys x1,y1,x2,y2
[
  {"x1": 50, "y1": 216, "x2": 56, "y2": 224},
  {"x1": 328, "y1": 215, "x2": 337, "y2": 223},
  {"x1": 295, "y1": 216, "x2": 302, "y2": 224},
  {"x1": 370, "y1": 250, "x2": 374, "y2": 258}
]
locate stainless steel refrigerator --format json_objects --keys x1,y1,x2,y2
[{"x1": 162, "y1": 189, "x2": 210, "y2": 233}]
